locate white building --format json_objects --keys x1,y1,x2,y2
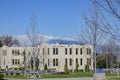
[{"x1": 0, "y1": 42, "x2": 93, "y2": 72}]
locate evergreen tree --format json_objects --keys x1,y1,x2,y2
[{"x1": 0, "y1": 40, "x2": 2, "y2": 47}]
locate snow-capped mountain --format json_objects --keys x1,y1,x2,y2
[{"x1": 13, "y1": 34, "x2": 78, "y2": 46}]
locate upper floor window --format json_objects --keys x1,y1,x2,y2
[
  {"x1": 12, "y1": 49, "x2": 20, "y2": 56},
  {"x1": 56, "y1": 48, "x2": 58, "y2": 55},
  {"x1": 87, "y1": 48, "x2": 91, "y2": 55},
  {"x1": 69, "y1": 48, "x2": 72, "y2": 55},
  {"x1": 80, "y1": 48, "x2": 82, "y2": 55},
  {"x1": 48, "y1": 59, "x2": 50, "y2": 66},
  {"x1": 43, "y1": 48, "x2": 45, "y2": 55},
  {"x1": 76, "y1": 48, "x2": 78, "y2": 55},
  {"x1": 48, "y1": 48, "x2": 49, "y2": 55},
  {"x1": 65, "y1": 48, "x2": 67, "y2": 55},
  {"x1": 53, "y1": 48, "x2": 58, "y2": 55}
]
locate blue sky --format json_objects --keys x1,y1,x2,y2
[{"x1": 0, "y1": 0, "x2": 90, "y2": 39}]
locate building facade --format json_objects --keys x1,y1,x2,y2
[{"x1": 0, "y1": 43, "x2": 93, "y2": 72}]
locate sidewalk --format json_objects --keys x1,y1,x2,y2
[{"x1": 5, "y1": 78, "x2": 93, "y2": 80}]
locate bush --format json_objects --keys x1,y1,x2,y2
[
  {"x1": 85, "y1": 64, "x2": 90, "y2": 72},
  {"x1": 79, "y1": 69, "x2": 84, "y2": 72},
  {"x1": 0, "y1": 73, "x2": 4, "y2": 79},
  {"x1": 44, "y1": 64, "x2": 48, "y2": 71},
  {"x1": 64, "y1": 64, "x2": 69, "y2": 74}
]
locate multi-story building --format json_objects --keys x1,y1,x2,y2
[{"x1": 0, "y1": 41, "x2": 93, "y2": 72}]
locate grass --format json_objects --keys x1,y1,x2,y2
[
  {"x1": 4, "y1": 72, "x2": 120, "y2": 79},
  {"x1": 4, "y1": 72, "x2": 93, "y2": 79},
  {"x1": 4, "y1": 75, "x2": 26, "y2": 79},
  {"x1": 41, "y1": 72, "x2": 93, "y2": 78},
  {"x1": 107, "y1": 78, "x2": 120, "y2": 80}
]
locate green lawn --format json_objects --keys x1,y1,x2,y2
[
  {"x1": 4, "y1": 72, "x2": 120, "y2": 79},
  {"x1": 107, "y1": 78, "x2": 120, "y2": 80},
  {"x1": 41, "y1": 72, "x2": 93, "y2": 78},
  {"x1": 5, "y1": 75, "x2": 26, "y2": 79}
]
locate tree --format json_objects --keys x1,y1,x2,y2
[
  {"x1": 44, "y1": 64, "x2": 47, "y2": 71},
  {"x1": 0, "y1": 40, "x2": 2, "y2": 47},
  {"x1": 0, "y1": 35, "x2": 19, "y2": 46},
  {"x1": 26, "y1": 16, "x2": 42, "y2": 80},
  {"x1": 79, "y1": 1, "x2": 108, "y2": 79},
  {"x1": 96, "y1": 0, "x2": 120, "y2": 20},
  {"x1": 95, "y1": 0, "x2": 120, "y2": 42},
  {"x1": 96, "y1": 54, "x2": 106, "y2": 69},
  {"x1": 101, "y1": 37, "x2": 118, "y2": 69},
  {"x1": 79, "y1": 1, "x2": 106, "y2": 79}
]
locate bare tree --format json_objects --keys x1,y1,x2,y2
[
  {"x1": 102, "y1": 37, "x2": 118, "y2": 70},
  {"x1": 79, "y1": 1, "x2": 106, "y2": 80},
  {"x1": 0, "y1": 35, "x2": 20, "y2": 47},
  {"x1": 95, "y1": 0, "x2": 120, "y2": 42},
  {"x1": 26, "y1": 16, "x2": 42, "y2": 80}
]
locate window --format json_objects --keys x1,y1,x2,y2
[
  {"x1": 18, "y1": 59, "x2": 20, "y2": 65},
  {"x1": 76, "y1": 48, "x2": 78, "y2": 55},
  {"x1": 87, "y1": 48, "x2": 91, "y2": 55},
  {"x1": 53, "y1": 48, "x2": 55, "y2": 55},
  {"x1": 12, "y1": 50, "x2": 14, "y2": 55},
  {"x1": 12, "y1": 59, "x2": 14, "y2": 65},
  {"x1": 53, "y1": 58, "x2": 58, "y2": 66},
  {"x1": 56, "y1": 48, "x2": 58, "y2": 55},
  {"x1": 48, "y1": 48, "x2": 49, "y2": 55},
  {"x1": 89, "y1": 48, "x2": 91, "y2": 55},
  {"x1": 53, "y1": 59, "x2": 55, "y2": 66},
  {"x1": 65, "y1": 48, "x2": 67, "y2": 55},
  {"x1": 56, "y1": 59, "x2": 58, "y2": 66},
  {"x1": 53, "y1": 48, "x2": 58, "y2": 55},
  {"x1": 80, "y1": 48, "x2": 82, "y2": 55},
  {"x1": 15, "y1": 59, "x2": 17, "y2": 65},
  {"x1": 18, "y1": 50, "x2": 20, "y2": 55},
  {"x1": 65, "y1": 58, "x2": 67, "y2": 65},
  {"x1": 70, "y1": 48, "x2": 72, "y2": 55},
  {"x1": 43, "y1": 48, "x2": 45, "y2": 55},
  {"x1": 48, "y1": 59, "x2": 50, "y2": 66},
  {"x1": 87, "y1": 58, "x2": 91, "y2": 65},
  {"x1": 70, "y1": 58, "x2": 72, "y2": 66},
  {"x1": 76, "y1": 58, "x2": 78, "y2": 64},
  {"x1": 80, "y1": 58, "x2": 83, "y2": 66}
]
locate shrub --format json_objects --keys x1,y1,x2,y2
[
  {"x1": 0, "y1": 73, "x2": 4, "y2": 79},
  {"x1": 14, "y1": 67, "x2": 18, "y2": 70},
  {"x1": 79, "y1": 69, "x2": 84, "y2": 72},
  {"x1": 64, "y1": 64, "x2": 69, "y2": 74},
  {"x1": 85, "y1": 64, "x2": 90, "y2": 72},
  {"x1": 44, "y1": 64, "x2": 48, "y2": 70},
  {"x1": 75, "y1": 60, "x2": 79, "y2": 72}
]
